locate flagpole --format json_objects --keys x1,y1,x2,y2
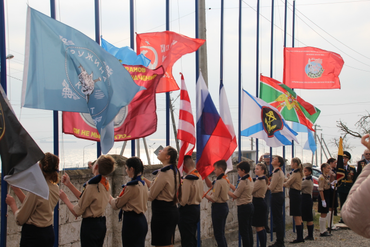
[
  {"x1": 269, "y1": 0, "x2": 275, "y2": 242},
  {"x1": 255, "y1": 0, "x2": 260, "y2": 163},
  {"x1": 130, "y1": 0, "x2": 136, "y2": 157},
  {"x1": 49, "y1": 1, "x2": 60, "y2": 246},
  {"x1": 0, "y1": 0, "x2": 7, "y2": 244},
  {"x1": 195, "y1": 1, "x2": 202, "y2": 246},
  {"x1": 94, "y1": 0, "x2": 102, "y2": 157},
  {"x1": 291, "y1": 0, "x2": 296, "y2": 158},
  {"x1": 165, "y1": 0, "x2": 170, "y2": 147},
  {"x1": 283, "y1": 0, "x2": 287, "y2": 161},
  {"x1": 255, "y1": 2, "x2": 260, "y2": 243},
  {"x1": 237, "y1": 1, "x2": 243, "y2": 246}
]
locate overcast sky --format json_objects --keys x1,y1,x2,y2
[{"x1": 3, "y1": 0, "x2": 370, "y2": 168}]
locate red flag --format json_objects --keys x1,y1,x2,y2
[
  {"x1": 62, "y1": 65, "x2": 164, "y2": 141},
  {"x1": 177, "y1": 73, "x2": 196, "y2": 174},
  {"x1": 136, "y1": 31, "x2": 205, "y2": 93},
  {"x1": 283, "y1": 47, "x2": 344, "y2": 89}
]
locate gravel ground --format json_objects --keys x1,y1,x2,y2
[{"x1": 229, "y1": 226, "x2": 370, "y2": 247}]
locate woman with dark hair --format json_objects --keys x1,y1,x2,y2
[
  {"x1": 283, "y1": 157, "x2": 304, "y2": 243},
  {"x1": 109, "y1": 157, "x2": 148, "y2": 247},
  {"x1": 318, "y1": 163, "x2": 332, "y2": 237},
  {"x1": 6, "y1": 152, "x2": 60, "y2": 247},
  {"x1": 144, "y1": 146, "x2": 181, "y2": 247},
  {"x1": 301, "y1": 166, "x2": 314, "y2": 240},
  {"x1": 252, "y1": 163, "x2": 268, "y2": 247}
]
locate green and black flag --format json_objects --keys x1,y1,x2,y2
[
  {"x1": 336, "y1": 137, "x2": 345, "y2": 183},
  {"x1": 0, "y1": 86, "x2": 49, "y2": 199}
]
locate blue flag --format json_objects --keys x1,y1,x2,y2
[
  {"x1": 292, "y1": 122, "x2": 317, "y2": 153},
  {"x1": 101, "y1": 37, "x2": 151, "y2": 67},
  {"x1": 21, "y1": 7, "x2": 143, "y2": 153}
]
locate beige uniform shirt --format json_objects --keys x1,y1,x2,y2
[
  {"x1": 318, "y1": 174, "x2": 330, "y2": 191},
  {"x1": 110, "y1": 180, "x2": 148, "y2": 214},
  {"x1": 252, "y1": 177, "x2": 267, "y2": 198},
  {"x1": 283, "y1": 170, "x2": 302, "y2": 190},
  {"x1": 73, "y1": 176, "x2": 110, "y2": 218},
  {"x1": 301, "y1": 176, "x2": 313, "y2": 195},
  {"x1": 179, "y1": 169, "x2": 203, "y2": 206},
  {"x1": 269, "y1": 168, "x2": 284, "y2": 193},
  {"x1": 15, "y1": 181, "x2": 59, "y2": 227},
  {"x1": 148, "y1": 165, "x2": 180, "y2": 202},
  {"x1": 233, "y1": 175, "x2": 254, "y2": 206},
  {"x1": 211, "y1": 174, "x2": 229, "y2": 203}
]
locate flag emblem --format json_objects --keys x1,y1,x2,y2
[
  {"x1": 305, "y1": 59, "x2": 324, "y2": 78},
  {"x1": 262, "y1": 106, "x2": 283, "y2": 137},
  {"x1": 0, "y1": 103, "x2": 4, "y2": 140}
]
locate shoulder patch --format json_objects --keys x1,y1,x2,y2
[
  {"x1": 319, "y1": 176, "x2": 324, "y2": 180},
  {"x1": 185, "y1": 174, "x2": 199, "y2": 180}
]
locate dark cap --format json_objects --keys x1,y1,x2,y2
[{"x1": 343, "y1": 151, "x2": 351, "y2": 160}]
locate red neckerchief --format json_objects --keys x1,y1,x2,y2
[{"x1": 100, "y1": 176, "x2": 110, "y2": 192}]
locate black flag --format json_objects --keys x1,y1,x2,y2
[
  {"x1": 0, "y1": 86, "x2": 49, "y2": 199},
  {"x1": 0, "y1": 86, "x2": 44, "y2": 175}
]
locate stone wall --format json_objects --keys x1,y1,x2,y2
[{"x1": 3, "y1": 159, "x2": 291, "y2": 246}]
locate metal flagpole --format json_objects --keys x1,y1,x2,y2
[
  {"x1": 282, "y1": 0, "x2": 295, "y2": 234},
  {"x1": 165, "y1": 0, "x2": 170, "y2": 147},
  {"x1": 0, "y1": 0, "x2": 7, "y2": 245},
  {"x1": 195, "y1": 1, "x2": 201, "y2": 246},
  {"x1": 269, "y1": 0, "x2": 275, "y2": 242},
  {"x1": 255, "y1": 1, "x2": 260, "y2": 244},
  {"x1": 49, "y1": 1, "x2": 60, "y2": 246},
  {"x1": 130, "y1": 0, "x2": 136, "y2": 157},
  {"x1": 237, "y1": 0, "x2": 242, "y2": 246},
  {"x1": 94, "y1": 0, "x2": 102, "y2": 157}
]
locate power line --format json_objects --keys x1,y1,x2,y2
[{"x1": 294, "y1": 6, "x2": 370, "y2": 62}]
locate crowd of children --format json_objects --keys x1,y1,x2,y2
[{"x1": 5, "y1": 146, "x2": 356, "y2": 247}]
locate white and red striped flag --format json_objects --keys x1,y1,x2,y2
[
  {"x1": 177, "y1": 73, "x2": 196, "y2": 174},
  {"x1": 219, "y1": 81, "x2": 237, "y2": 173}
]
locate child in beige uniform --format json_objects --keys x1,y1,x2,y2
[
  {"x1": 252, "y1": 163, "x2": 268, "y2": 247},
  {"x1": 110, "y1": 157, "x2": 148, "y2": 247},
  {"x1": 6, "y1": 152, "x2": 60, "y2": 247},
  {"x1": 283, "y1": 157, "x2": 304, "y2": 243},
  {"x1": 268, "y1": 156, "x2": 285, "y2": 247},
  {"x1": 60, "y1": 154, "x2": 115, "y2": 247},
  {"x1": 318, "y1": 163, "x2": 332, "y2": 237},
  {"x1": 204, "y1": 160, "x2": 229, "y2": 247},
  {"x1": 144, "y1": 146, "x2": 180, "y2": 247},
  {"x1": 178, "y1": 155, "x2": 203, "y2": 247},
  {"x1": 228, "y1": 161, "x2": 254, "y2": 247}
]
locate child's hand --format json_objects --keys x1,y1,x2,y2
[
  {"x1": 11, "y1": 185, "x2": 21, "y2": 193},
  {"x1": 59, "y1": 189, "x2": 68, "y2": 202},
  {"x1": 5, "y1": 194, "x2": 16, "y2": 206},
  {"x1": 61, "y1": 173, "x2": 71, "y2": 186}
]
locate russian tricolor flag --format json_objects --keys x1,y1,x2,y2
[{"x1": 196, "y1": 72, "x2": 235, "y2": 179}]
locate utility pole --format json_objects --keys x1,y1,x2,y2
[
  {"x1": 199, "y1": 0, "x2": 208, "y2": 86},
  {"x1": 170, "y1": 97, "x2": 180, "y2": 152},
  {"x1": 312, "y1": 124, "x2": 322, "y2": 166}
]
